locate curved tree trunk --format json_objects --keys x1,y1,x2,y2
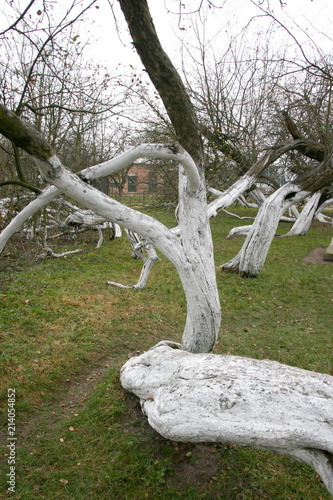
[
  {"x1": 279, "y1": 192, "x2": 321, "y2": 237},
  {"x1": 207, "y1": 141, "x2": 304, "y2": 218},
  {"x1": 0, "y1": 185, "x2": 59, "y2": 253},
  {"x1": 315, "y1": 198, "x2": 333, "y2": 224},
  {"x1": 176, "y1": 168, "x2": 220, "y2": 352},
  {"x1": 0, "y1": 101, "x2": 221, "y2": 353},
  {"x1": 221, "y1": 183, "x2": 309, "y2": 277},
  {"x1": 222, "y1": 151, "x2": 333, "y2": 277},
  {"x1": 2, "y1": 1, "x2": 333, "y2": 495},
  {"x1": 119, "y1": 0, "x2": 221, "y2": 352},
  {"x1": 107, "y1": 242, "x2": 160, "y2": 289}
]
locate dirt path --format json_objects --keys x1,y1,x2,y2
[
  {"x1": 303, "y1": 246, "x2": 333, "y2": 264},
  {"x1": 0, "y1": 356, "x2": 117, "y2": 450}
]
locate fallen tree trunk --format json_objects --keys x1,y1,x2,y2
[{"x1": 121, "y1": 342, "x2": 333, "y2": 496}]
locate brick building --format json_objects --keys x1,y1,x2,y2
[{"x1": 109, "y1": 163, "x2": 162, "y2": 195}]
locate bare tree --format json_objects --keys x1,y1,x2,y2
[{"x1": 221, "y1": 75, "x2": 333, "y2": 276}]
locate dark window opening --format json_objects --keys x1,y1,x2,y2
[
  {"x1": 149, "y1": 171, "x2": 158, "y2": 192},
  {"x1": 128, "y1": 174, "x2": 137, "y2": 193}
]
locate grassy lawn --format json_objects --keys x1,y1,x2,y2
[{"x1": 0, "y1": 205, "x2": 332, "y2": 499}]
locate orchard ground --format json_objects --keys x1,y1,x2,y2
[{"x1": 0, "y1": 204, "x2": 332, "y2": 499}]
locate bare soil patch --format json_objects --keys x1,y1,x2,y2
[
  {"x1": 303, "y1": 247, "x2": 333, "y2": 264},
  {"x1": 125, "y1": 393, "x2": 226, "y2": 492}
]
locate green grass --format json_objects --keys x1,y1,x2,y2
[{"x1": 0, "y1": 206, "x2": 332, "y2": 499}]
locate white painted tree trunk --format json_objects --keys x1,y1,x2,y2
[
  {"x1": 107, "y1": 243, "x2": 160, "y2": 289},
  {"x1": 226, "y1": 225, "x2": 252, "y2": 239},
  {"x1": 248, "y1": 187, "x2": 266, "y2": 206},
  {"x1": 0, "y1": 185, "x2": 59, "y2": 253},
  {"x1": 176, "y1": 167, "x2": 221, "y2": 352},
  {"x1": 279, "y1": 192, "x2": 322, "y2": 237},
  {"x1": 207, "y1": 143, "x2": 303, "y2": 218},
  {"x1": 28, "y1": 145, "x2": 220, "y2": 353},
  {"x1": 1, "y1": 143, "x2": 195, "y2": 254},
  {"x1": 124, "y1": 229, "x2": 147, "y2": 262},
  {"x1": 221, "y1": 183, "x2": 310, "y2": 277},
  {"x1": 207, "y1": 173, "x2": 257, "y2": 218},
  {"x1": 324, "y1": 237, "x2": 333, "y2": 261},
  {"x1": 121, "y1": 343, "x2": 333, "y2": 496},
  {"x1": 315, "y1": 198, "x2": 333, "y2": 224},
  {"x1": 64, "y1": 209, "x2": 112, "y2": 249}
]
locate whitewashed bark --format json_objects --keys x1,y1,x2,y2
[
  {"x1": 125, "y1": 229, "x2": 147, "y2": 262},
  {"x1": 107, "y1": 243, "x2": 160, "y2": 289},
  {"x1": 237, "y1": 194, "x2": 257, "y2": 208},
  {"x1": 121, "y1": 343, "x2": 333, "y2": 496},
  {"x1": 113, "y1": 223, "x2": 122, "y2": 238},
  {"x1": 221, "y1": 183, "x2": 310, "y2": 277},
  {"x1": 207, "y1": 143, "x2": 303, "y2": 218},
  {"x1": 1, "y1": 143, "x2": 188, "y2": 254},
  {"x1": 279, "y1": 192, "x2": 322, "y2": 237},
  {"x1": 29, "y1": 149, "x2": 220, "y2": 353},
  {"x1": 226, "y1": 225, "x2": 252, "y2": 239},
  {"x1": 221, "y1": 208, "x2": 255, "y2": 221},
  {"x1": 248, "y1": 187, "x2": 266, "y2": 206},
  {"x1": 208, "y1": 186, "x2": 223, "y2": 197},
  {"x1": 95, "y1": 227, "x2": 103, "y2": 249},
  {"x1": 64, "y1": 209, "x2": 108, "y2": 227},
  {"x1": 34, "y1": 155, "x2": 183, "y2": 262},
  {"x1": 289, "y1": 205, "x2": 300, "y2": 219},
  {"x1": 176, "y1": 167, "x2": 221, "y2": 352},
  {"x1": 0, "y1": 186, "x2": 59, "y2": 253},
  {"x1": 64, "y1": 209, "x2": 113, "y2": 249},
  {"x1": 37, "y1": 247, "x2": 83, "y2": 259},
  {"x1": 81, "y1": 143, "x2": 200, "y2": 192},
  {"x1": 315, "y1": 198, "x2": 333, "y2": 224},
  {"x1": 324, "y1": 237, "x2": 333, "y2": 262},
  {"x1": 207, "y1": 174, "x2": 257, "y2": 218},
  {"x1": 316, "y1": 213, "x2": 333, "y2": 224}
]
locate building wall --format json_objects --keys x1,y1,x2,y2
[{"x1": 109, "y1": 164, "x2": 161, "y2": 195}]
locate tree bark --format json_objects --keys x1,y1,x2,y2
[
  {"x1": 0, "y1": 100, "x2": 221, "y2": 352},
  {"x1": 0, "y1": 185, "x2": 59, "y2": 254},
  {"x1": 119, "y1": 0, "x2": 221, "y2": 352},
  {"x1": 315, "y1": 198, "x2": 333, "y2": 223},
  {"x1": 107, "y1": 243, "x2": 160, "y2": 289},
  {"x1": 279, "y1": 192, "x2": 322, "y2": 237},
  {"x1": 207, "y1": 141, "x2": 305, "y2": 218},
  {"x1": 221, "y1": 183, "x2": 310, "y2": 277},
  {"x1": 121, "y1": 343, "x2": 333, "y2": 496},
  {"x1": 222, "y1": 152, "x2": 333, "y2": 277},
  {"x1": 282, "y1": 111, "x2": 325, "y2": 162},
  {"x1": 118, "y1": 0, "x2": 202, "y2": 164}
]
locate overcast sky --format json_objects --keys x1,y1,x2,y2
[
  {"x1": 81, "y1": 0, "x2": 333, "y2": 69},
  {"x1": 1, "y1": 1, "x2": 332, "y2": 71}
]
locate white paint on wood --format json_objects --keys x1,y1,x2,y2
[
  {"x1": 121, "y1": 343, "x2": 333, "y2": 495},
  {"x1": 280, "y1": 192, "x2": 322, "y2": 237},
  {"x1": 30, "y1": 151, "x2": 220, "y2": 353},
  {"x1": 221, "y1": 183, "x2": 310, "y2": 277}
]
